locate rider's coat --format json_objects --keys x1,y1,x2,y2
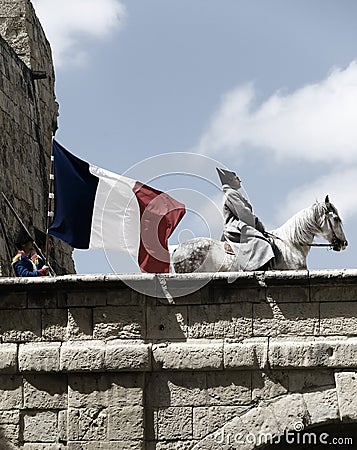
[{"x1": 222, "y1": 185, "x2": 274, "y2": 270}]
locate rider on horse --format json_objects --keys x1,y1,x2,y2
[{"x1": 217, "y1": 168, "x2": 275, "y2": 271}]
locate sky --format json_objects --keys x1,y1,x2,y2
[{"x1": 31, "y1": 0, "x2": 357, "y2": 274}]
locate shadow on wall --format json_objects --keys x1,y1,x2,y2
[{"x1": 0, "y1": 427, "x2": 17, "y2": 450}]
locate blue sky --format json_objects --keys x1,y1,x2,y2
[{"x1": 32, "y1": 0, "x2": 357, "y2": 273}]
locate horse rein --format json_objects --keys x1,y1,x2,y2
[{"x1": 263, "y1": 205, "x2": 341, "y2": 249}]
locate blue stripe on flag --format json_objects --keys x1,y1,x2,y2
[{"x1": 48, "y1": 140, "x2": 99, "y2": 248}]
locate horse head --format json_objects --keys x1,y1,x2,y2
[{"x1": 318, "y1": 195, "x2": 348, "y2": 252}]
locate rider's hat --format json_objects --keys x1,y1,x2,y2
[{"x1": 216, "y1": 167, "x2": 240, "y2": 188}]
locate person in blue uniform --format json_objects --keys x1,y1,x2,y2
[{"x1": 11, "y1": 229, "x2": 49, "y2": 277}]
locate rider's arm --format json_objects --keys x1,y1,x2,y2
[{"x1": 225, "y1": 189, "x2": 256, "y2": 227}]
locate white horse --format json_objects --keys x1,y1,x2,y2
[{"x1": 172, "y1": 196, "x2": 348, "y2": 273}]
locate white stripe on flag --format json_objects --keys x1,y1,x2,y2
[{"x1": 89, "y1": 165, "x2": 140, "y2": 258}]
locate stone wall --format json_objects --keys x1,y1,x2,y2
[
  {"x1": 0, "y1": 0, "x2": 74, "y2": 275},
  {"x1": 0, "y1": 270, "x2": 356, "y2": 449}
]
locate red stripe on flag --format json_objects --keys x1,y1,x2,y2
[{"x1": 133, "y1": 182, "x2": 186, "y2": 273}]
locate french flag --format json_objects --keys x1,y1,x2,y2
[{"x1": 49, "y1": 140, "x2": 186, "y2": 273}]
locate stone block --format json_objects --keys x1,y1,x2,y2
[
  {"x1": 67, "y1": 308, "x2": 92, "y2": 340},
  {"x1": 157, "y1": 407, "x2": 192, "y2": 440},
  {"x1": 153, "y1": 340, "x2": 223, "y2": 371},
  {"x1": 253, "y1": 302, "x2": 319, "y2": 337},
  {"x1": 268, "y1": 338, "x2": 331, "y2": 368},
  {"x1": 188, "y1": 303, "x2": 252, "y2": 339},
  {"x1": 0, "y1": 309, "x2": 41, "y2": 342},
  {"x1": 171, "y1": 286, "x2": 208, "y2": 306},
  {"x1": 42, "y1": 308, "x2": 67, "y2": 341},
  {"x1": 155, "y1": 442, "x2": 196, "y2": 450},
  {"x1": 320, "y1": 302, "x2": 357, "y2": 335},
  {"x1": 240, "y1": 403, "x2": 280, "y2": 443},
  {"x1": 0, "y1": 291, "x2": 26, "y2": 308},
  {"x1": 28, "y1": 291, "x2": 57, "y2": 308},
  {"x1": 288, "y1": 369, "x2": 335, "y2": 392},
  {"x1": 66, "y1": 291, "x2": 106, "y2": 307},
  {"x1": 107, "y1": 405, "x2": 144, "y2": 440},
  {"x1": 156, "y1": 279, "x2": 209, "y2": 305},
  {"x1": 23, "y1": 374, "x2": 67, "y2": 408},
  {"x1": 310, "y1": 283, "x2": 357, "y2": 302},
  {"x1": 22, "y1": 411, "x2": 58, "y2": 442},
  {"x1": 0, "y1": 343, "x2": 17, "y2": 373},
  {"x1": 212, "y1": 280, "x2": 265, "y2": 304},
  {"x1": 206, "y1": 371, "x2": 251, "y2": 406},
  {"x1": 105, "y1": 341, "x2": 151, "y2": 371},
  {"x1": 303, "y1": 388, "x2": 339, "y2": 424},
  {"x1": 68, "y1": 373, "x2": 143, "y2": 408},
  {"x1": 271, "y1": 393, "x2": 309, "y2": 432},
  {"x1": 146, "y1": 372, "x2": 208, "y2": 407},
  {"x1": 60, "y1": 341, "x2": 105, "y2": 371},
  {"x1": 23, "y1": 445, "x2": 65, "y2": 450},
  {"x1": 0, "y1": 410, "x2": 20, "y2": 424},
  {"x1": 193, "y1": 406, "x2": 247, "y2": 439},
  {"x1": 335, "y1": 371, "x2": 357, "y2": 420},
  {"x1": 224, "y1": 338, "x2": 268, "y2": 369},
  {"x1": 58, "y1": 409, "x2": 67, "y2": 442},
  {"x1": 266, "y1": 285, "x2": 309, "y2": 303},
  {"x1": 195, "y1": 417, "x2": 250, "y2": 450},
  {"x1": 147, "y1": 304, "x2": 188, "y2": 340},
  {"x1": 67, "y1": 442, "x2": 141, "y2": 450},
  {"x1": 93, "y1": 306, "x2": 144, "y2": 340},
  {"x1": 0, "y1": 1, "x2": 26, "y2": 17},
  {"x1": 0, "y1": 409, "x2": 20, "y2": 446},
  {"x1": 107, "y1": 289, "x2": 142, "y2": 306},
  {"x1": 19, "y1": 342, "x2": 60, "y2": 372},
  {"x1": 264, "y1": 271, "x2": 309, "y2": 303},
  {"x1": 67, "y1": 407, "x2": 107, "y2": 441},
  {"x1": 0, "y1": 375, "x2": 22, "y2": 409},
  {"x1": 252, "y1": 370, "x2": 288, "y2": 401}
]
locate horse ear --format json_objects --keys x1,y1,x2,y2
[{"x1": 325, "y1": 195, "x2": 330, "y2": 204}]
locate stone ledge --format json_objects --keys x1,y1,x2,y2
[
  {"x1": 269, "y1": 337, "x2": 357, "y2": 368},
  {"x1": 17, "y1": 341, "x2": 152, "y2": 373},
  {"x1": 224, "y1": 338, "x2": 268, "y2": 369},
  {"x1": 0, "y1": 343, "x2": 17, "y2": 373},
  {"x1": 0, "y1": 268, "x2": 356, "y2": 288},
  {"x1": 10, "y1": 337, "x2": 357, "y2": 373},
  {"x1": 152, "y1": 340, "x2": 223, "y2": 371},
  {"x1": 19, "y1": 342, "x2": 60, "y2": 372}
]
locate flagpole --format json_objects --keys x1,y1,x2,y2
[{"x1": 45, "y1": 136, "x2": 55, "y2": 267}]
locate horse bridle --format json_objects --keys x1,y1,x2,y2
[
  {"x1": 266, "y1": 206, "x2": 339, "y2": 248},
  {"x1": 318, "y1": 208, "x2": 341, "y2": 247},
  {"x1": 308, "y1": 206, "x2": 340, "y2": 248}
]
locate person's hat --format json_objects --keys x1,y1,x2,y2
[
  {"x1": 34, "y1": 228, "x2": 47, "y2": 248},
  {"x1": 216, "y1": 167, "x2": 240, "y2": 187},
  {"x1": 14, "y1": 228, "x2": 33, "y2": 250}
]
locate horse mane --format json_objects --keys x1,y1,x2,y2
[{"x1": 271, "y1": 201, "x2": 326, "y2": 246}]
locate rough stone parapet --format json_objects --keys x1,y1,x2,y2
[{"x1": 0, "y1": 270, "x2": 356, "y2": 448}]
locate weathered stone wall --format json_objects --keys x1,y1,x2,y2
[
  {"x1": 0, "y1": 270, "x2": 356, "y2": 449},
  {"x1": 0, "y1": 0, "x2": 74, "y2": 275}
]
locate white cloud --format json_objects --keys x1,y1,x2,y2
[
  {"x1": 195, "y1": 61, "x2": 357, "y2": 223},
  {"x1": 197, "y1": 62, "x2": 357, "y2": 164},
  {"x1": 277, "y1": 168, "x2": 357, "y2": 224},
  {"x1": 32, "y1": 0, "x2": 126, "y2": 68}
]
